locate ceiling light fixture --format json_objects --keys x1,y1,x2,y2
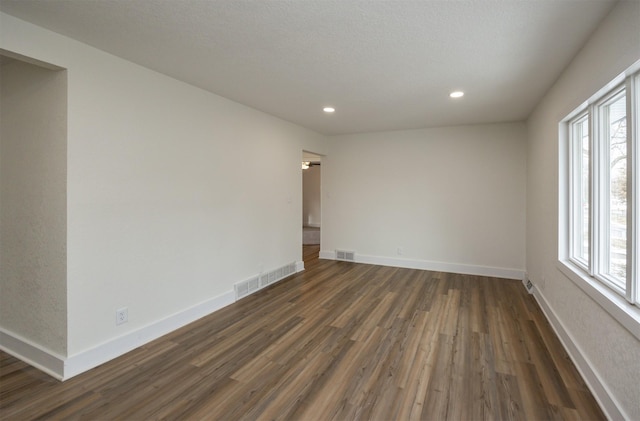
[
  {"x1": 323, "y1": 107, "x2": 335, "y2": 113},
  {"x1": 450, "y1": 91, "x2": 464, "y2": 98}
]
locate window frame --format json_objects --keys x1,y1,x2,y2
[
  {"x1": 559, "y1": 65, "x2": 640, "y2": 341},
  {"x1": 568, "y1": 112, "x2": 591, "y2": 272},
  {"x1": 593, "y1": 85, "x2": 628, "y2": 295},
  {"x1": 631, "y1": 72, "x2": 640, "y2": 305}
]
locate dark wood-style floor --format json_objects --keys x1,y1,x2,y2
[{"x1": 1, "y1": 245, "x2": 604, "y2": 420}]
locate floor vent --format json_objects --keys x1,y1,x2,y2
[
  {"x1": 235, "y1": 261, "x2": 297, "y2": 300},
  {"x1": 336, "y1": 250, "x2": 356, "y2": 262}
]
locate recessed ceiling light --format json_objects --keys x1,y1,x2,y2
[
  {"x1": 450, "y1": 91, "x2": 464, "y2": 98},
  {"x1": 323, "y1": 107, "x2": 335, "y2": 113}
]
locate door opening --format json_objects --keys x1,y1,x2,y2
[{"x1": 302, "y1": 151, "x2": 322, "y2": 264}]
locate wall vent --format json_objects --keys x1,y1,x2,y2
[
  {"x1": 259, "y1": 273, "x2": 270, "y2": 288},
  {"x1": 235, "y1": 282, "x2": 249, "y2": 298},
  {"x1": 235, "y1": 261, "x2": 297, "y2": 300},
  {"x1": 248, "y1": 277, "x2": 259, "y2": 292},
  {"x1": 525, "y1": 279, "x2": 534, "y2": 294},
  {"x1": 336, "y1": 250, "x2": 356, "y2": 262}
]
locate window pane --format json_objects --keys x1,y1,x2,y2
[
  {"x1": 573, "y1": 118, "x2": 590, "y2": 263},
  {"x1": 604, "y1": 93, "x2": 627, "y2": 287}
]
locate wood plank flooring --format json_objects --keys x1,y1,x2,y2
[{"x1": 1, "y1": 245, "x2": 604, "y2": 420}]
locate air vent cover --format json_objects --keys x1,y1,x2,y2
[
  {"x1": 336, "y1": 250, "x2": 355, "y2": 262},
  {"x1": 234, "y1": 261, "x2": 297, "y2": 300},
  {"x1": 525, "y1": 279, "x2": 534, "y2": 294}
]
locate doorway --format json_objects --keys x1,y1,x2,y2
[{"x1": 302, "y1": 151, "x2": 322, "y2": 263}]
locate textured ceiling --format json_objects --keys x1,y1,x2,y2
[{"x1": 0, "y1": 0, "x2": 617, "y2": 135}]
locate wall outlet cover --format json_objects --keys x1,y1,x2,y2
[{"x1": 116, "y1": 308, "x2": 128, "y2": 325}]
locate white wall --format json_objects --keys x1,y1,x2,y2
[
  {"x1": 0, "y1": 12, "x2": 327, "y2": 372},
  {"x1": 3, "y1": 9, "x2": 638, "y2": 419},
  {"x1": 323, "y1": 123, "x2": 526, "y2": 278},
  {"x1": 303, "y1": 165, "x2": 321, "y2": 227},
  {"x1": 526, "y1": 1, "x2": 640, "y2": 419},
  {"x1": 0, "y1": 59, "x2": 67, "y2": 355}
]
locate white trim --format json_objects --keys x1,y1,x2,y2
[
  {"x1": 562, "y1": 67, "x2": 640, "y2": 309},
  {"x1": 0, "y1": 328, "x2": 65, "y2": 380},
  {"x1": 1, "y1": 290, "x2": 235, "y2": 381},
  {"x1": 630, "y1": 72, "x2": 639, "y2": 304},
  {"x1": 562, "y1": 59, "x2": 640, "y2": 123},
  {"x1": 532, "y1": 287, "x2": 626, "y2": 421},
  {"x1": 558, "y1": 260, "x2": 640, "y2": 340},
  {"x1": 2, "y1": 259, "x2": 308, "y2": 380},
  {"x1": 63, "y1": 289, "x2": 234, "y2": 380},
  {"x1": 320, "y1": 251, "x2": 524, "y2": 280}
]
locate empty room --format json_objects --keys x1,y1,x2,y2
[{"x1": 1, "y1": 0, "x2": 639, "y2": 419}]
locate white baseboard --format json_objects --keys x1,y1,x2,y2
[
  {"x1": 4, "y1": 259, "x2": 620, "y2": 418},
  {"x1": 64, "y1": 289, "x2": 235, "y2": 380},
  {"x1": 66, "y1": 259, "x2": 306, "y2": 378},
  {"x1": 319, "y1": 250, "x2": 524, "y2": 280},
  {"x1": 0, "y1": 328, "x2": 65, "y2": 380},
  {"x1": 1, "y1": 289, "x2": 235, "y2": 381},
  {"x1": 532, "y1": 288, "x2": 625, "y2": 420},
  {"x1": 2, "y1": 254, "x2": 310, "y2": 381}
]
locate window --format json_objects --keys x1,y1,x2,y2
[
  {"x1": 570, "y1": 114, "x2": 590, "y2": 267},
  {"x1": 565, "y1": 70, "x2": 640, "y2": 308}
]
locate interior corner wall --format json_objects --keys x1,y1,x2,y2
[
  {"x1": 322, "y1": 122, "x2": 526, "y2": 277},
  {"x1": 0, "y1": 59, "x2": 68, "y2": 356},
  {"x1": 526, "y1": 1, "x2": 640, "y2": 418},
  {"x1": 0, "y1": 12, "x2": 327, "y2": 364},
  {"x1": 302, "y1": 166, "x2": 321, "y2": 227}
]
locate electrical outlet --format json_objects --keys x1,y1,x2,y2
[{"x1": 116, "y1": 307, "x2": 128, "y2": 325}]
